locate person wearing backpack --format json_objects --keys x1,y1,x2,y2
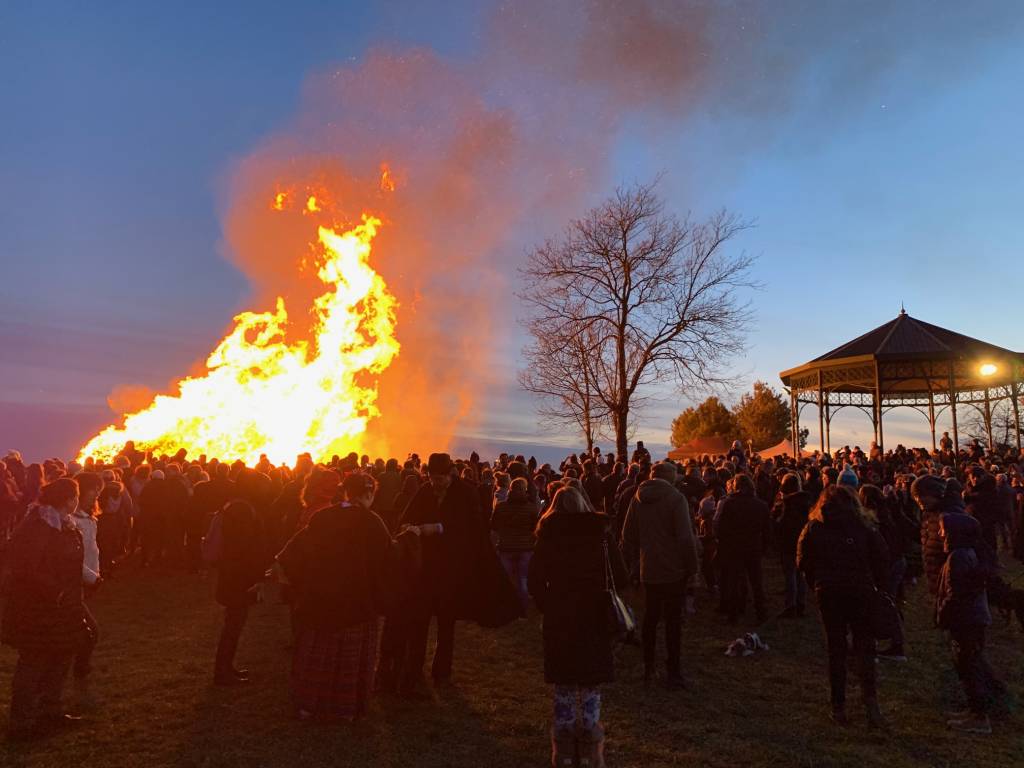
[
  {"x1": 935, "y1": 513, "x2": 1007, "y2": 734},
  {"x1": 797, "y1": 485, "x2": 890, "y2": 728}
]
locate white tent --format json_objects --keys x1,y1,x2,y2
[{"x1": 757, "y1": 438, "x2": 810, "y2": 459}]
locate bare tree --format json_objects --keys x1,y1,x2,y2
[
  {"x1": 520, "y1": 179, "x2": 756, "y2": 459},
  {"x1": 519, "y1": 315, "x2": 610, "y2": 452}
]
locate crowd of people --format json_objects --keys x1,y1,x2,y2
[{"x1": 1, "y1": 435, "x2": 1022, "y2": 762}]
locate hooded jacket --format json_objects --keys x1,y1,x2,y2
[
  {"x1": 714, "y1": 489, "x2": 771, "y2": 560},
  {"x1": 935, "y1": 513, "x2": 991, "y2": 629},
  {"x1": 922, "y1": 491, "x2": 967, "y2": 595},
  {"x1": 621, "y1": 478, "x2": 699, "y2": 585}
]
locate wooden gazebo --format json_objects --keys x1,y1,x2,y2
[{"x1": 779, "y1": 310, "x2": 1024, "y2": 456}]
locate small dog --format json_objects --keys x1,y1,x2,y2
[{"x1": 987, "y1": 575, "x2": 1024, "y2": 631}]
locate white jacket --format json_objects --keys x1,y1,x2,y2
[{"x1": 73, "y1": 511, "x2": 101, "y2": 585}]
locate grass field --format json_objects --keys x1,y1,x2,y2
[{"x1": 1, "y1": 558, "x2": 1022, "y2": 768}]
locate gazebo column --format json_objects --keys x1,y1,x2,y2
[
  {"x1": 874, "y1": 362, "x2": 884, "y2": 453},
  {"x1": 825, "y1": 397, "x2": 832, "y2": 454},
  {"x1": 790, "y1": 388, "x2": 798, "y2": 457},
  {"x1": 817, "y1": 371, "x2": 825, "y2": 454},
  {"x1": 928, "y1": 391, "x2": 937, "y2": 452},
  {"x1": 983, "y1": 388, "x2": 994, "y2": 452},
  {"x1": 1012, "y1": 380, "x2": 1022, "y2": 451},
  {"x1": 948, "y1": 361, "x2": 959, "y2": 463}
]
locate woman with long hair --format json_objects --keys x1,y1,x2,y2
[
  {"x1": 528, "y1": 486, "x2": 627, "y2": 768},
  {"x1": 798, "y1": 484, "x2": 890, "y2": 728}
]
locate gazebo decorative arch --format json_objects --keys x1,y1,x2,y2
[{"x1": 779, "y1": 310, "x2": 1024, "y2": 457}]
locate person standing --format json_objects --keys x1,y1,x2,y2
[
  {"x1": 912, "y1": 475, "x2": 966, "y2": 596},
  {"x1": 772, "y1": 473, "x2": 810, "y2": 618},
  {"x1": 714, "y1": 474, "x2": 771, "y2": 624},
  {"x1": 620, "y1": 462, "x2": 699, "y2": 688},
  {"x1": 490, "y1": 477, "x2": 538, "y2": 611},
  {"x1": 399, "y1": 453, "x2": 520, "y2": 695},
  {"x1": 277, "y1": 473, "x2": 428, "y2": 720},
  {"x1": 2, "y1": 478, "x2": 91, "y2": 740},
  {"x1": 528, "y1": 487, "x2": 628, "y2": 768},
  {"x1": 936, "y1": 513, "x2": 1007, "y2": 734},
  {"x1": 208, "y1": 470, "x2": 269, "y2": 685},
  {"x1": 70, "y1": 473, "x2": 102, "y2": 711},
  {"x1": 797, "y1": 485, "x2": 890, "y2": 728}
]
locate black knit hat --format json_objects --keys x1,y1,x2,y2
[
  {"x1": 427, "y1": 453, "x2": 453, "y2": 475},
  {"x1": 911, "y1": 474, "x2": 946, "y2": 501}
]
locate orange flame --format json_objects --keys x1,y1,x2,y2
[
  {"x1": 272, "y1": 191, "x2": 287, "y2": 210},
  {"x1": 379, "y1": 163, "x2": 395, "y2": 192},
  {"x1": 306, "y1": 195, "x2": 320, "y2": 212},
  {"x1": 77, "y1": 215, "x2": 399, "y2": 466}
]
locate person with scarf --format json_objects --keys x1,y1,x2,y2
[{"x1": 2, "y1": 478, "x2": 91, "y2": 740}]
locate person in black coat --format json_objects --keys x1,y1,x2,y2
[
  {"x1": 798, "y1": 485, "x2": 890, "y2": 728},
  {"x1": 528, "y1": 486, "x2": 627, "y2": 768},
  {"x1": 714, "y1": 474, "x2": 771, "y2": 623},
  {"x1": 964, "y1": 472, "x2": 1002, "y2": 560},
  {"x1": 935, "y1": 513, "x2": 1007, "y2": 734},
  {"x1": 772, "y1": 473, "x2": 810, "y2": 618},
  {"x1": 398, "y1": 453, "x2": 521, "y2": 695},
  {"x1": 2, "y1": 478, "x2": 90, "y2": 740},
  {"x1": 209, "y1": 469, "x2": 269, "y2": 686}
]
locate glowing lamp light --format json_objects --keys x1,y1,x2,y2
[{"x1": 979, "y1": 363, "x2": 998, "y2": 377}]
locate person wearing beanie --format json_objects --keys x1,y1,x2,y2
[
  {"x1": 837, "y1": 465, "x2": 860, "y2": 489},
  {"x1": 936, "y1": 513, "x2": 1007, "y2": 734}
]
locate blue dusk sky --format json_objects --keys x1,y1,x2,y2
[{"x1": 2, "y1": 1, "x2": 1023, "y2": 464}]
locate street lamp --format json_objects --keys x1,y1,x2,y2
[{"x1": 980, "y1": 363, "x2": 998, "y2": 377}]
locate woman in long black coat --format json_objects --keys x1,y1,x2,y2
[{"x1": 528, "y1": 486, "x2": 627, "y2": 768}]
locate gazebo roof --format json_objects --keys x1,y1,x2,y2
[
  {"x1": 780, "y1": 310, "x2": 1024, "y2": 395},
  {"x1": 812, "y1": 310, "x2": 1019, "y2": 363}
]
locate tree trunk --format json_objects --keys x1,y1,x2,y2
[{"x1": 614, "y1": 407, "x2": 629, "y2": 461}]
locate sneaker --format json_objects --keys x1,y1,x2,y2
[{"x1": 948, "y1": 715, "x2": 992, "y2": 734}]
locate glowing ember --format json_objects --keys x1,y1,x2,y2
[
  {"x1": 77, "y1": 214, "x2": 399, "y2": 466},
  {"x1": 273, "y1": 191, "x2": 287, "y2": 210},
  {"x1": 306, "y1": 195, "x2": 320, "y2": 212}
]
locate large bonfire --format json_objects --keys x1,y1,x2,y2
[{"x1": 77, "y1": 187, "x2": 400, "y2": 466}]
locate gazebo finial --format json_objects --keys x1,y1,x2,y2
[{"x1": 899, "y1": 302, "x2": 906, "y2": 316}]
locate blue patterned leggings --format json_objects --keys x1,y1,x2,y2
[{"x1": 553, "y1": 685, "x2": 601, "y2": 730}]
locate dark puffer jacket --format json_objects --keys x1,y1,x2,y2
[
  {"x1": 621, "y1": 478, "x2": 699, "y2": 585},
  {"x1": 1, "y1": 509, "x2": 88, "y2": 653},
  {"x1": 935, "y1": 513, "x2": 991, "y2": 630},
  {"x1": 772, "y1": 490, "x2": 811, "y2": 565},
  {"x1": 528, "y1": 512, "x2": 627, "y2": 686},
  {"x1": 922, "y1": 493, "x2": 967, "y2": 595},
  {"x1": 490, "y1": 489, "x2": 538, "y2": 552},
  {"x1": 797, "y1": 503, "x2": 888, "y2": 593}
]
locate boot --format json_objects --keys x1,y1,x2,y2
[
  {"x1": 865, "y1": 699, "x2": 888, "y2": 730},
  {"x1": 551, "y1": 726, "x2": 577, "y2": 768},
  {"x1": 72, "y1": 677, "x2": 98, "y2": 713},
  {"x1": 577, "y1": 723, "x2": 606, "y2": 768},
  {"x1": 830, "y1": 705, "x2": 849, "y2": 726}
]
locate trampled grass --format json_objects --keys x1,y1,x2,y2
[{"x1": 1, "y1": 558, "x2": 1022, "y2": 767}]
